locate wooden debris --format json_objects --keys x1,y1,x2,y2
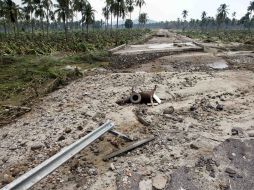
[
  {"x1": 109, "y1": 130, "x2": 133, "y2": 141},
  {"x1": 103, "y1": 137, "x2": 155, "y2": 161}
]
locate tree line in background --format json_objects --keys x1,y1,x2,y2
[
  {"x1": 0, "y1": 0, "x2": 148, "y2": 38},
  {"x1": 166, "y1": 2, "x2": 254, "y2": 31},
  {"x1": 0, "y1": 0, "x2": 253, "y2": 39}
]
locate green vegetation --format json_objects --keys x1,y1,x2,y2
[
  {"x1": 180, "y1": 30, "x2": 254, "y2": 44},
  {"x1": 0, "y1": 29, "x2": 151, "y2": 108},
  {"x1": 0, "y1": 29, "x2": 150, "y2": 55}
]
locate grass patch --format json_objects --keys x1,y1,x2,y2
[{"x1": 179, "y1": 30, "x2": 254, "y2": 44}]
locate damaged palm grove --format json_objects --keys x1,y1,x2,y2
[{"x1": 1, "y1": 28, "x2": 254, "y2": 190}]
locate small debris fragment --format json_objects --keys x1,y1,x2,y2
[
  {"x1": 190, "y1": 143, "x2": 199, "y2": 150},
  {"x1": 77, "y1": 126, "x2": 83, "y2": 131},
  {"x1": 231, "y1": 128, "x2": 239, "y2": 136},
  {"x1": 109, "y1": 163, "x2": 115, "y2": 171},
  {"x1": 64, "y1": 128, "x2": 72, "y2": 134},
  {"x1": 163, "y1": 106, "x2": 175, "y2": 114},
  {"x1": 248, "y1": 132, "x2": 254, "y2": 137},
  {"x1": 152, "y1": 174, "x2": 168, "y2": 189},
  {"x1": 103, "y1": 137, "x2": 155, "y2": 161},
  {"x1": 2, "y1": 174, "x2": 14, "y2": 184},
  {"x1": 139, "y1": 179, "x2": 153, "y2": 190},
  {"x1": 109, "y1": 130, "x2": 133, "y2": 141},
  {"x1": 31, "y1": 143, "x2": 44, "y2": 150},
  {"x1": 2, "y1": 133, "x2": 8, "y2": 139},
  {"x1": 216, "y1": 102, "x2": 224, "y2": 111},
  {"x1": 225, "y1": 168, "x2": 237, "y2": 177},
  {"x1": 57, "y1": 135, "x2": 66, "y2": 141}
]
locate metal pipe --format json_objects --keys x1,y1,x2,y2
[{"x1": 2, "y1": 121, "x2": 114, "y2": 190}]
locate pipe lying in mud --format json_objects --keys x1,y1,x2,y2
[{"x1": 2, "y1": 121, "x2": 115, "y2": 190}]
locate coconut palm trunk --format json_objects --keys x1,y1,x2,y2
[
  {"x1": 110, "y1": 12, "x2": 113, "y2": 29},
  {"x1": 46, "y1": 9, "x2": 49, "y2": 36}
]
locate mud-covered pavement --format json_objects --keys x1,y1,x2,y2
[{"x1": 1, "y1": 29, "x2": 254, "y2": 190}]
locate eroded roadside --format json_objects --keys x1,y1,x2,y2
[{"x1": 1, "y1": 29, "x2": 254, "y2": 190}]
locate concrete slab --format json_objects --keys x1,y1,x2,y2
[{"x1": 113, "y1": 42, "x2": 203, "y2": 56}]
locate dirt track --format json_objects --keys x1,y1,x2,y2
[{"x1": 1, "y1": 29, "x2": 254, "y2": 190}]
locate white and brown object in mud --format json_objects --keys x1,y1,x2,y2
[{"x1": 130, "y1": 85, "x2": 161, "y2": 106}]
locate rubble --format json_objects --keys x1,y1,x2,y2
[{"x1": 1, "y1": 30, "x2": 254, "y2": 190}]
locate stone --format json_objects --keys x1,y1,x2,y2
[
  {"x1": 110, "y1": 163, "x2": 115, "y2": 171},
  {"x1": 190, "y1": 143, "x2": 199, "y2": 150},
  {"x1": 31, "y1": 143, "x2": 44, "y2": 150},
  {"x1": 58, "y1": 135, "x2": 66, "y2": 141},
  {"x1": 88, "y1": 168, "x2": 97, "y2": 176},
  {"x1": 216, "y1": 104, "x2": 224, "y2": 111},
  {"x1": 2, "y1": 157, "x2": 8, "y2": 163},
  {"x1": 152, "y1": 174, "x2": 168, "y2": 189},
  {"x1": 225, "y1": 168, "x2": 237, "y2": 177},
  {"x1": 248, "y1": 132, "x2": 254, "y2": 137},
  {"x1": 163, "y1": 106, "x2": 175, "y2": 114},
  {"x1": 2, "y1": 174, "x2": 14, "y2": 184},
  {"x1": 77, "y1": 126, "x2": 83, "y2": 131},
  {"x1": 64, "y1": 128, "x2": 72, "y2": 134},
  {"x1": 231, "y1": 128, "x2": 239, "y2": 136},
  {"x1": 139, "y1": 179, "x2": 152, "y2": 190},
  {"x1": 2, "y1": 133, "x2": 8, "y2": 138}
]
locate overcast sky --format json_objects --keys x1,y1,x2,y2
[{"x1": 14, "y1": 0, "x2": 251, "y2": 21}]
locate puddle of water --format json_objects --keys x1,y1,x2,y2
[
  {"x1": 148, "y1": 43, "x2": 174, "y2": 49},
  {"x1": 208, "y1": 61, "x2": 228, "y2": 69}
]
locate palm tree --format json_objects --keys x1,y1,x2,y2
[
  {"x1": 34, "y1": 0, "x2": 45, "y2": 34},
  {"x1": 104, "y1": 0, "x2": 114, "y2": 29},
  {"x1": 42, "y1": 0, "x2": 52, "y2": 36},
  {"x1": 182, "y1": 10, "x2": 188, "y2": 31},
  {"x1": 240, "y1": 12, "x2": 251, "y2": 30},
  {"x1": 248, "y1": 1, "x2": 254, "y2": 16},
  {"x1": 55, "y1": 0, "x2": 71, "y2": 40},
  {"x1": 138, "y1": 12, "x2": 147, "y2": 27},
  {"x1": 22, "y1": 0, "x2": 35, "y2": 34},
  {"x1": 201, "y1": 11, "x2": 207, "y2": 19},
  {"x1": 232, "y1": 12, "x2": 236, "y2": 26},
  {"x1": 82, "y1": 2, "x2": 95, "y2": 34},
  {"x1": 114, "y1": 0, "x2": 126, "y2": 28},
  {"x1": 182, "y1": 10, "x2": 188, "y2": 20},
  {"x1": 216, "y1": 4, "x2": 229, "y2": 29},
  {"x1": 5, "y1": 0, "x2": 20, "y2": 34},
  {"x1": 201, "y1": 11, "x2": 207, "y2": 30},
  {"x1": 126, "y1": 0, "x2": 134, "y2": 20},
  {"x1": 0, "y1": 0, "x2": 7, "y2": 34},
  {"x1": 34, "y1": 0, "x2": 45, "y2": 35},
  {"x1": 73, "y1": 0, "x2": 87, "y2": 31},
  {"x1": 102, "y1": 5, "x2": 110, "y2": 29},
  {"x1": 136, "y1": 0, "x2": 145, "y2": 23}
]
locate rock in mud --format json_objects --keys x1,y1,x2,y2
[
  {"x1": 139, "y1": 179, "x2": 152, "y2": 190},
  {"x1": 225, "y1": 168, "x2": 237, "y2": 178},
  {"x1": 248, "y1": 132, "x2": 254, "y2": 137},
  {"x1": 31, "y1": 143, "x2": 44, "y2": 150},
  {"x1": 2, "y1": 133, "x2": 8, "y2": 139},
  {"x1": 64, "y1": 128, "x2": 72, "y2": 134},
  {"x1": 216, "y1": 102, "x2": 224, "y2": 111},
  {"x1": 163, "y1": 106, "x2": 175, "y2": 114},
  {"x1": 77, "y1": 125, "x2": 83, "y2": 131},
  {"x1": 57, "y1": 135, "x2": 66, "y2": 141},
  {"x1": 152, "y1": 174, "x2": 168, "y2": 189},
  {"x1": 2, "y1": 174, "x2": 14, "y2": 184},
  {"x1": 109, "y1": 163, "x2": 115, "y2": 171},
  {"x1": 190, "y1": 143, "x2": 199, "y2": 150}
]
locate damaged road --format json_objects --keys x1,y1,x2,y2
[{"x1": 1, "y1": 29, "x2": 254, "y2": 190}]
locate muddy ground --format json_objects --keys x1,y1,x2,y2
[{"x1": 1, "y1": 30, "x2": 254, "y2": 190}]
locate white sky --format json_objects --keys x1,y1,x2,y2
[{"x1": 14, "y1": 0, "x2": 251, "y2": 21}]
